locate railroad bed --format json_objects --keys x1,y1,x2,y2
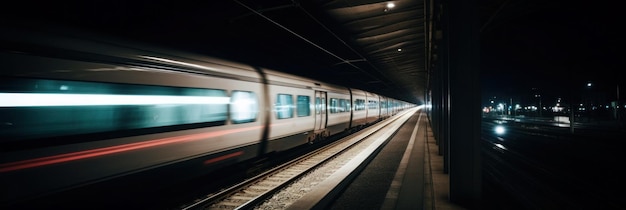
[{"x1": 181, "y1": 108, "x2": 418, "y2": 210}]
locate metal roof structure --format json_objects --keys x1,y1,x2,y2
[
  {"x1": 2, "y1": 0, "x2": 431, "y2": 104},
  {"x1": 151, "y1": 0, "x2": 430, "y2": 104}
]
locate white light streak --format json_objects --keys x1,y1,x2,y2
[
  {"x1": 494, "y1": 143, "x2": 507, "y2": 150},
  {"x1": 139, "y1": 55, "x2": 218, "y2": 71},
  {"x1": 0, "y1": 93, "x2": 229, "y2": 107}
]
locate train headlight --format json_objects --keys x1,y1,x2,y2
[{"x1": 494, "y1": 125, "x2": 506, "y2": 135}]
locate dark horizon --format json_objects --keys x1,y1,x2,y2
[{"x1": 480, "y1": 1, "x2": 622, "y2": 109}]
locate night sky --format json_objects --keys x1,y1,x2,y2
[
  {"x1": 1, "y1": 1, "x2": 622, "y2": 106},
  {"x1": 480, "y1": 1, "x2": 623, "y2": 106}
]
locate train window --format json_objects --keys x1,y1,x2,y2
[
  {"x1": 230, "y1": 91, "x2": 258, "y2": 124},
  {"x1": 354, "y1": 99, "x2": 365, "y2": 111},
  {"x1": 297, "y1": 95, "x2": 310, "y2": 117},
  {"x1": 315, "y1": 97, "x2": 326, "y2": 114},
  {"x1": 369, "y1": 100, "x2": 378, "y2": 109},
  {"x1": 330, "y1": 98, "x2": 339, "y2": 113},
  {"x1": 315, "y1": 97, "x2": 321, "y2": 114},
  {"x1": 330, "y1": 98, "x2": 350, "y2": 113},
  {"x1": 339, "y1": 99, "x2": 350, "y2": 112},
  {"x1": 276, "y1": 94, "x2": 294, "y2": 119},
  {"x1": 0, "y1": 77, "x2": 229, "y2": 146}
]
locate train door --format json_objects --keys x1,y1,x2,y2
[{"x1": 314, "y1": 91, "x2": 327, "y2": 132}]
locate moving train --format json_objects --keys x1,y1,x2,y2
[{"x1": 0, "y1": 26, "x2": 412, "y2": 205}]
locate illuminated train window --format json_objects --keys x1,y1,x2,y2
[
  {"x1": 230, "y1": 91, "x2": 258, "y2": 124},
  {"x1": 0, "y1": 77, "x2": 229, "y2": 147},
  {"x1": 354, "y1": 99, "x2": 366, "y2": 111},
  {"x1": 340, "y1": 99, "x2": 350, "y2": 112},
  {"x1": 330, "y1": 98, "x2": 350, "y2": 113},
  {"x1": 368, "y1": 100, "x2": 378, "y2": 109},
  {"x1": 296, "y1": 95, "x2": 310, "y2": 117},
  {"x1": 276, "y1": 94, "x2": 294, "y2": 119},
  {"x1": 330, "y1": 98, "x2": 339, "y2": 113},
  {"x1": 315, "y1": 97, "x2": 325, "y2": 114}
]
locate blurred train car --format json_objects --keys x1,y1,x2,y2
[{"x1": 0, "y1": 26, "x2": 413, "y2": 205}]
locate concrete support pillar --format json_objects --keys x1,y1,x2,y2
[
  {"x1": 444, "y1": 0, "x2": 482, "y2": 208},
  {"x1": 429, "y1": 0, "x2": 450, "y2": 174},
  {"x1": 438, "y1": 9, "x2": 450, "y2": 174}
]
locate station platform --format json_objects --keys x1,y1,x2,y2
[{"x1": 327, "y1": 110, "x2": 466, "y2": 210}]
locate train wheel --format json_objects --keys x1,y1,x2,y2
[{"x1": 323, "y1": 131, "x2": 330, "y2": 139}]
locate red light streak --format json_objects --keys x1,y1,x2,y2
[
  {"x1": 0, "y1": 126, "x2": 261, "y2": 173},
  {"x1": 203, "y1": 151, "x2": 244, "y2": 165}
]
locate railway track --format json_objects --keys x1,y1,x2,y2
[
  {"x1": 180, "y1": 108, "x2": 417, "y2": 210},
  {"x1": 481, "y1": 121, "x2": 625, "y2": 209}
]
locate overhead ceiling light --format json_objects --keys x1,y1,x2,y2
[
  {"x1": 386, "y1": 2, "x2": 395, "y2": 9},
  {"x1": 397, "y1": 48, "x2": 402, "y2": 52}
]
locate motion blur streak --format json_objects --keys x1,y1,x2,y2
[
  {"x1": 139, "y1": 55, "x2": 219, "y2": 71},
  {"x1": 0, "y1": 126, "x2": 262, "y2": 173},
  {"x1": 203, "y1": 151, "x2": 245, "y2": 165},
  {"x1": 0, "y1": 93, "x2": 229, "y2": 107}
]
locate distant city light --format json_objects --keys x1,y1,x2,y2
[
  {"x1": 494, "y1": 125, "x2": 506, "y2": 135},
  {"x1": 397, "y1": 48, "x2": 402, "y2": 52}
]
